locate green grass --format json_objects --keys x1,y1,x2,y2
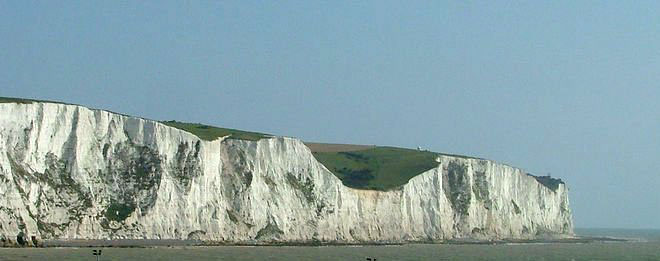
[
  {"x1": 0, "y1": 96, "x2": 74, "y2": 105},
  {"x1": 161, "y1": 120, "x2": 271, "y2": 141},
  {"x1": 528, "y1": 174, "x2": 564, "y2": 192},
  {"x1": 311, "y1": 147, "x2": 440, "y2": 191},
  {"x1": 0, "y1": 97, "x2": 33, "y2": 104},
  {"x1": 105, "y1": 202, "x2": 136, "y2": 222}
]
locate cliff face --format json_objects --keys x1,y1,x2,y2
[{"x1": 0, "y1": 102, "x2": 573, "y2": 244}]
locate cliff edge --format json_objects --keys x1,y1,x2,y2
[{"x1": 0, "y1": 100, "x2": 573, "y2": 245}]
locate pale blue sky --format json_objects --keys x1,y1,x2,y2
[{"x1": 1, "y1": 1, "x2": 659, "y2": 229}]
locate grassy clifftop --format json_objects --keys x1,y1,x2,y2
[
  {"x1": 528, "y1": 174, "x2": 565, "y2": 192},
  {"x1": 0, "y1": 96, "x2": 71, "y2": 105},
  {"x1": 0, "y1": 97, "x2": 34, "y2": 104},
  {"x1": 161, "y1": 120, "x2": 270, "y2": 141},
  {"x1": 308, "y1": 145, "x2": 440, "y2": 190}
]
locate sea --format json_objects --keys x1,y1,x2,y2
[{"x1": 0, "y1": 228, "x2": 658, "y2": 260}]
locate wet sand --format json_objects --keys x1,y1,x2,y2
[
  {"x1": 33, "y1": 236, "x2": 628, "y2": 248},
  {"x1": 1, "y1": 241, "x2": 658, "y2": 261}
]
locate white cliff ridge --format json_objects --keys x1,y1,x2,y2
[{"x1": 0, "y1": 102, "x2": 573, "y2": 244}]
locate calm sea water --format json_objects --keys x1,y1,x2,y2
[{"x1": 1, "y1": 229, "x2": 658, "y2": 260}]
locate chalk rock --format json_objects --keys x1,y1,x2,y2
[{"x1": 0, "y1": 102, "x2": 573, "y2": 243}]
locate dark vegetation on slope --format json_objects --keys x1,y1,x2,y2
[
  {"x1": 528, "y1": 174, "x2": 564, "y2": 192},
  {"x1": 309, "y1": 146, "x2": 441, "y2": 191},
  {"x1": 105, "y1": 203, "x2": 136, "y2": 222},
  {"x1": 161, "y1": 120, "x2": 271, "y2": 141},
  {"x1": 445, "y1": 161, "x2": 471, "y2": 215},
  {"x1": 0, "y1": 96, "x2": 72, "y2": 105}
]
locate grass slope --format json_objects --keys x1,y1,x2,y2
[
  {"x1": 161, "y1": 120, "x2": 270, "y2": 141},
  {"x1": 311, "y1": 146, "x2": 440, "y2": 190},
  {"x1": 0, "y1": 97, "x2": 33, "y2": 104},
  {"x1": 0, "y1": 96, "x2": 71, "y2": 105},
  {"x1": 528, "y1": 174, "x2": 565, "y2": 192},
  {"x1": 304, "y1": 142, "x2": 376, "y2": 153}
]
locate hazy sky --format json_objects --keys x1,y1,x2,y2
[{"x1": 1, "y1": 1, "x2": 658, "y2": 229}]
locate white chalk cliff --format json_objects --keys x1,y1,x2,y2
[{"x1": 0, "y1": 102, "x2": 573, "y2": 244}]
